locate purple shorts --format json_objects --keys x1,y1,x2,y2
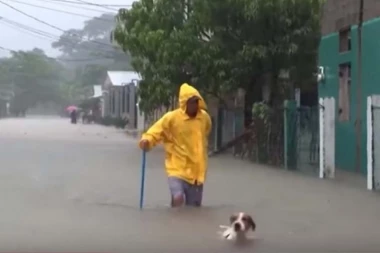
[{"x1": 167, "y1": 176, "x2": 203, "y2": 207}]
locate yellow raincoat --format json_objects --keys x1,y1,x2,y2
[{"x1": 139, "y1": 83, "x2": 212, "y2": 185}]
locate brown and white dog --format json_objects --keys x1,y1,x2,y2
[{"x1": 220, "y1": 212, "x2": 256, "y2": 240}]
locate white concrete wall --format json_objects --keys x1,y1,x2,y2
[
  {"x1": 367, "y1": 94, "x2": 380, "y2": 190},
  {"x1": 319, "y1": 97, "x2": 336, "y2": 179},
  {"x1": 367, "y1": 96, "x2": 374, "y2": 190}
]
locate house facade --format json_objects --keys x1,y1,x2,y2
[
  {"x1": 0, "y1": 86, "x2": 13, "y2": 118},
  {"x1": 0, "y1": 97, "x2": 6, "y2": 118},
  {"x1": 318, "y1": 0, "x2": 380, "y2": 174},
  {"x1": 102, "y1": 71, "x2": 143, "y2": 129}
]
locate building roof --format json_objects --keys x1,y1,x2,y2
[
  {"x1": 106, "y1": 71, "x2": 141, "y2": 86},
  {"x1": 92, "y1": 85, "x2": 102, "y2": 98}
]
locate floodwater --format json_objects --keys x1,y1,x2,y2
[{"x1": 0, "y1": 116, "x2": 379, "y2": 252}]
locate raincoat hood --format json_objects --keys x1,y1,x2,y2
[{"x1": 178, "y1": 83, "x2": 207, "y2": 111}]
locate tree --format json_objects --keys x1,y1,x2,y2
[
  {"x1": 52, "y1": 13, "x2": 133, "y2": 87},
  {"x1": 75, "y1": 64, "x2": 108, "y2": 86},
  {"x1": 112, "y1": 0, "x2": 194, "y2": 112},
  {"x1": 0, "y1": 49, "x2": 65, "y2": 115},
  {"x1": 113, "y1": 0, "x2": 323, "y2": 113}
]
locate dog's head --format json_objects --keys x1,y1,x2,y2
[{"x1": 229, "y1": 212, "x2": 256, "y2": 232}]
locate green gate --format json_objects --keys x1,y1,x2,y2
[
  {"x1": 372, "y1": 105, "x2": 380, "y2": 189},
  {"x1": 285, "y1": 101, "x2": 319, "y2": 174}
]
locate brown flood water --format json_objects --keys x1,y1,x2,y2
[{"x1": 0, "y1": 117, "x2": 379, "y2": 252}]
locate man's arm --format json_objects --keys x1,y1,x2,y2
[{"x1": 139, "y1": 112, "x2": 172, "y2": 150}]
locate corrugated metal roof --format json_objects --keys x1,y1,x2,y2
[
  {"x1": 107, "y1": 71, "x2": 141, "y2": 86},
  {"x1": 92, "y1": 85, "x2": 102, "y2": 98}
]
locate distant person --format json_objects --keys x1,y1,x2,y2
[
  {"x1": 139, "y1": 83, "x2": 212, "y2": 207},
  {"x1": 70, "y1": 109, "x2": 77, "y2": 124}
]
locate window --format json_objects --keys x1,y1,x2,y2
[
  {"x1": 108, "y1": 91, "x2": 112, "y2": 114},
  {"x1": 339, "y1": 28, "x2": 351, "y2": 52},
  {"x1": 122, "y1": 86, "x2": 126, "y2": 113},
  {"x1": 338, "y1": 63, "x2": 351, "y2": 121},
  {"x1": 111, "y1": 89, "x2": 116, "y2": 114},
  {"x1": 127, "y1": 90, "x2": 130, "y2": 113}
]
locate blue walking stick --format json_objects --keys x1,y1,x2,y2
[{"x1": 139, "y1": 150, "x2": 146, "y2": 209}]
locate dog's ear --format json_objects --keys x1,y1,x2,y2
[
  {"x1": 229, "y1": 214, "x2": 237, "y2": 224},
  {"x1": 247, "y1": 215, "x2": 256, "y2": 231}
]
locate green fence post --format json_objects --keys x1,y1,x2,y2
[
  {"x1": 284, "y1": 100, "x2": 288, "y2": 170},
  {"x1": 284, "y1": 100, "x2": 297, "y2": 170}
]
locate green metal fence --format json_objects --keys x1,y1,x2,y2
[
  {"x1": 232, "y1": 105, "x2": 285, "y2": 166},
  {"x1": 208, "y1": 107, "x2": 245, "y2": 153},
  {"x1": 209, "y1": 100, "x2": 320, "y2": 175},
  {"x1": 372, "y1": 105, "x2": 380, "y2": 190},
  {"x1": 284, "y1": 101, "x2": 319, "y2": 174}
]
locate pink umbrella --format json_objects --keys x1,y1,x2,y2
[{"x1": 66, "y1": 105, "x2": 78, "y2": 112}]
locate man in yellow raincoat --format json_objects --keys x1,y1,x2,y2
[{"x1": 139, "y1": 83, "x2": 212, "y2": 207}]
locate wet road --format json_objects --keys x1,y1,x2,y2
[{"x1": 0, "y1": 117, "x2": 380, "y2": 252}]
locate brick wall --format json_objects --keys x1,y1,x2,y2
[{"x1": 321, "y1": 0, "x2": 380, "y2": 35}]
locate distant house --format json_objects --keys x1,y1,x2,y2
[
  {"x1": 101, "y1": 71, "x2": 143, "y2": 129},
  {"x1": 0, "y1": 96, "x2": 6, "y2": 118},
  {"x1": 88, "y1": 84, "x2": 103, "y2": 118},
  {"x1": 0, "y1": 85, "x2": 14, "y2": 118}
]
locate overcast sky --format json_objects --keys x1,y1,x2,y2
[{"x1": 0, "y1": 0, "x2": 134, "y2": 57}]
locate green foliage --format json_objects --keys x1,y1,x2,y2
[
  {"x1": 112, "y1": 0, "x2": 324, "y2": 112},
  {"x1": 0, "y1": 49, "x2": 65, "y2": 115},
  {"x1": 75, "y1": 64, "x2": 108, "y2": 86},
  {"x1": 0, "y1": 13, "x2": 138, "y2": 116},
  {"x1": 98, "y1": 116, "x2": 128, "y2": 129},
  {"x1": 250, "y1": 101, "x2": 284, "y2": 165},
  {"x1": 252, "y1": 102, "x2": 271, "y2": 123},
  {"x1": 52, "y1": 13, "x2": 133, "y2": 88}
]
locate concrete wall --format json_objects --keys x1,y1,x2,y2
[
  {"x1": 127, "y1": 84, "x2": 137, "y2": 129},
  {"x1": 205, "y1": 89, "x2": 245, "y2": 151},
  {"x1": 0, "y1": 99, "x2": 6, "y2": 118},
  {"x1": 321, "y1": 0, "x2": 380, "y2": 35},
  {"x1": 318, "y1": 17, "x2": 380, "y2": 174},
  {"x1": 101, "y1": 83, "x2": 142, "y2": 130}
]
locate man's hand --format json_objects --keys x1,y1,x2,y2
[{"x1": 140, "y1": 139, "x2": 150, "y2": 151}]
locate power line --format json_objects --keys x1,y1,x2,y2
[
  {"x1": 0, "y1": 16, "x2": 117, "y2": 51},
  {"x1": 73, "y1": 0, "x2": 119, "y2": 11},
  {"x1": 0, "y1": 17, "x2": 60, "y2": 40},
  {"x1": 3, "y1": 0, "x2": 114, "y2": 22},
  {"x1": 0, "y1": 0, "x2": 118, "y2": 49},
  {"x1": 0, "y1": 45, "x2": 114, "y2": 62},
  {"x1": 33, "y1": 0, "x2": 118, "y2": 13},
  {"x1": 0, "y1": 17, "x2": 117, "y2": 58},
  {"x1": 0, "y1": 0, "x2": 65, "y2": 32},
  {"x1": 0, "y1": 45, "x2": 16, "y2": 52},
  {"x1": 0, "y1": 17, "x2": 79, "y2": 50},
  {"x1": 47, "y1": 0, "x2": 131, "y2": 7},
  {"x1": 0, "y1": 17, "x2": 119, "y2": 59},
  {"x1": 0, "y1": 19, "x2": 56, "y2": 42}
]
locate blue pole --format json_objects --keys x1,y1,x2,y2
[{"x1": 139, "y1": 150, "x2": 146, "y2": 209}]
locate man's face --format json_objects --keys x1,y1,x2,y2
[{"x1": 186, "y1": 96, "x2": 199, "y2": 117}]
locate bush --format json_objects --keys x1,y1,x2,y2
[{"x1": 97, "y1": 116, "x2": 128, "y2": 129}]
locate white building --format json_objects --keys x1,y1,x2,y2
[{"x1": 101, "y1": 71, "x2": 144, "y2": 130}]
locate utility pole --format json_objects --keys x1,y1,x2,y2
[{"x1": 355, "y1": 0, "x2": 364, "y2": 172}]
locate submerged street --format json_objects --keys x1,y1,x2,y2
[{"x1": 0, "y1": 117, "x2": 379, "y2": 252}]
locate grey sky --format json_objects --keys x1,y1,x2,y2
[{"x1": 0, "y1": 0, "x2": 134, "y2": 57}]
